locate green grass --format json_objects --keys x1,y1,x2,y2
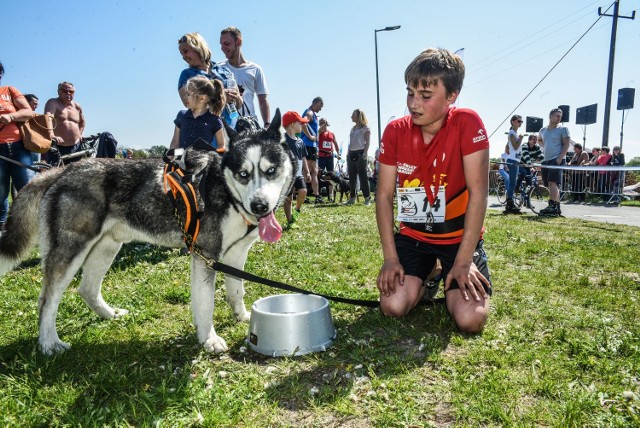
[{"x1": 1, "y1": 203, "x2": 639, "y2": 427}]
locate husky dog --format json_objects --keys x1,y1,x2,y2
[{"x1": 0, "y1": 111, "x2": 295, "y2": 355}]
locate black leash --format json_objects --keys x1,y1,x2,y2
[
  {"x1": 0, "y1": 154, "x2": 43, "y2": 173},
  {"x1": 212, "y1": 261, "x2": 381, "y2": 307},
  {"x1": 212, "y1": 261, "x2": 445, "y2": 307}
]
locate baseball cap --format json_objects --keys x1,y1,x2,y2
[{"x1": 282, "y1": 111, "x2": 309, "y2": 127}]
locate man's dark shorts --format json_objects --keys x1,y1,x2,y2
[
  {"x1": 304, "y1": 146, "x2": 318, "y2": 162},
  {"x1": 394, "y1": 233, "x2": 492, "y2": 295},
  {"x1": 541, "y1": 159, "x2": 564, "y2": 186},
  {"x1": 318, "y1": 155, "x2": 334, "y2": 172}
]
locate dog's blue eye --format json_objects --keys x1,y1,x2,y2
[
  {"x1": 238, "y1": 171, "x2": 249, "y2": 178},
  {"x1": 265, "y1": 167, "x2": 276, "y2": 176}
]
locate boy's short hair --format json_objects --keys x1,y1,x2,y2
[
  {"x1": 404, "y1": 48, "x2": 464, "y2": 96},
  {"x1": 549, "y1": 108, "x2": 562, "y2": 116},
  {"x1": 573, "y1": 143, "x2": 582, "y2": 150}
]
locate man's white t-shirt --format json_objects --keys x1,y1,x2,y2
[{"x1": 219, "y1": 60, "x2": 269, "y2": 120}]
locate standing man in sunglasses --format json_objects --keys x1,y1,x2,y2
[{"x1": 44, "y1": 82, "x2": 85, "y2": 161}]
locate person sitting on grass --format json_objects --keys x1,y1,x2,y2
[
  {"x1": 282, "y1": 111, "x2": 311, "y2": 230},
  {"x1": 375, "y1": 48, "x2": 492, "y2": 333}
]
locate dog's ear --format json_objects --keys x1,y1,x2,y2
[
  {"x1": 265, "y1": 109, "x2": 282, "y2": 140},
  {"x1": 224, "y1": 121, "x2": 239, "y2": 148}
]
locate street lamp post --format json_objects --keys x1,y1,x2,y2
[{"x1": 375, "y1": 25, "x2": 401, "y2": 146}]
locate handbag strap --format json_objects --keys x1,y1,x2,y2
[
  {"x1": 241, "y1": 101, "x2": 251, "y2": 117},
  {"x1": 29, "y1": 114, "x2": 57, "y2": 131}
]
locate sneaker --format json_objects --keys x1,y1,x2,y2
[
  {"x1": 503, "y1": 198, "x2": 521, "y2": 214},
  {"x1": 539, "y1": 201, "x2": 559, "y2": 216},
  {"x1": 344, "y1": 197, "x2": 357, "y2": 206},
  {"x1": 422, "y1": 273, "x2": 442, "y2": 302},
  {"x1": 315, "y1": 196, "x2": 324, "y2": 204},
  {"x1": 291, "y1": 208, "x2": 300, "y2": 221},
  {"x1": 364, "y1": 197, "x2": 371, "y2": 206},
  {"x1": 283, "y1": 221, "x2": 299, "y2": 231}
]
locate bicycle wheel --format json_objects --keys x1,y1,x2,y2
[
  {"x1": 496, "y1": 181, "x2": 507, "y2": 205},
  {"x1": 527, "y1": 185, "x2": 551, "y2": 214},
  {"x1": 513, "y1": 187, "x2": 525, "y2": 208},
  {"x1": 32, "y1": 161, "x2": 53, "y2": 172}
]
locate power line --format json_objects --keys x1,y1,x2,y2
[
  {"x1": 468, "y1": 1, "x2": 602, "y2": 71},
  {"x1": 488, "y1": 2, "x2": 615, "y2": 140}
]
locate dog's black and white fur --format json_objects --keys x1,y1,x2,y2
[
  {"x1": 0, "y1": 110, "x2": 295, "y2": 355},
  {"x1": 321, "y1": 170, "x2": 352, "y2": 203}
]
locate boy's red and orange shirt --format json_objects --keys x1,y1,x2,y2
[{"x1": 379, "y1": 107, "x2": 489, "y2": 245}]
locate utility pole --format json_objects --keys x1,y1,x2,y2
[{"x1": 598, "y1": 0, "x2": 635, "y2": 148}]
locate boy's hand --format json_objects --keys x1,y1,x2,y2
[
  {"x1": 444, "y1": 261, "x2": 490, "y2": 302},
  {"x1": 377, "y1": 259, "x2": 404, "y2": 296}
]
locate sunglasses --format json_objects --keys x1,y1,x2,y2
[
  {"x1": 178, "y1": 35, "x2": 188, "y2": 43},
  {"x1": 517, "y1": 120, "x2": 523, "y2": 123}
]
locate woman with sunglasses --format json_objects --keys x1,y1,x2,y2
[{"x1": 504, "y1": 114, "x2": 524, "y2": 214}]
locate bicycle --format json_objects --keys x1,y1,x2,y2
[
  {"x1": 517, "y1": 172, "x2": 551, "y2": 214},
  {"x1": 495, "y1": 175, "x2": 507, "y2": 205},
  {"x1": 32, "y1": 133, "x2": 102, "y2": 171}
]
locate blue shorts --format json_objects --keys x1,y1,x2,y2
[{"x1": 394, "y1": 234, "x2": 492, "y2": 295}]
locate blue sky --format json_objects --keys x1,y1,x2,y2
[{"x1": 4, "y1": 0, "x2": 640, "y2": 159}]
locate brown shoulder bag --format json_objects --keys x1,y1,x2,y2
[{"x1": 19, "y1": 113, "x2": 57, "y2": 154}]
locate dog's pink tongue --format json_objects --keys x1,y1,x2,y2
[{"x1": 258, "y1": 211, "x2": 283, "y2": 243}]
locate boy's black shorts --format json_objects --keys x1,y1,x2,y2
[{"x1": 394, "y1": 233, "x2": 492, "y2": 295}]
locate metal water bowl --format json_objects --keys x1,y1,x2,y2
[{"x1": 247, "y1": 294, "x2": 336, "y2": 357}]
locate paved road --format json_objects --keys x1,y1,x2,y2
[{"x1": 486, "y1": 195, "x2": 640, "y2": 228}]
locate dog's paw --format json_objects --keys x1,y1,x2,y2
[
  {"x1": 113, "y1": 308, "x2": 129, "y2": 318},
  {"x1": 40, "y1": 340, "x2": 71, "y2": 356},
  {"x1": 235, "y1": 310, "x2": 250, "y2": 323},
  {"x1": 203, "y1": 335, "x2": 228, "y2": 354}
]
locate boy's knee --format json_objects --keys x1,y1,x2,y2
[
  {"x1": 380, "y1": 300, "x2": 412, "y2": 318},
  {"x1": 452, "y1": 311, "x2": 487, "y2": 333}
]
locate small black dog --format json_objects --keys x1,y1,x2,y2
[{"x1": 321, "y1": 171, "x2": 352, "y2": 203}]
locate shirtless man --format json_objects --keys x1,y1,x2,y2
[{"x1": 44, "y1": 82, "x2": 85, "y2": 159}]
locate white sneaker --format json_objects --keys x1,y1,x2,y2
[{"x1": 344, "y1": 197, "x2": 356, "y2": 206}]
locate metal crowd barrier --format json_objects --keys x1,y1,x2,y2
[{"x1": 489, "y1": 163, "x2": 640, "y2": 205}]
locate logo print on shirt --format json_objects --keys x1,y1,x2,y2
[{"x1": 473, "y1": 128, "x2": 487, "y2": 143}]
